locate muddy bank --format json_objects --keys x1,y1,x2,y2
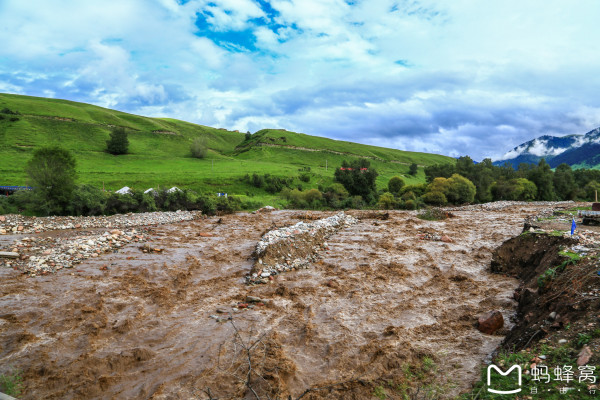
[
  {"x1": 0, "y1": 205, "x2": 575, "y2": 399},
  {"x1": 490, "y1": 226, "x2": 600, "y2": 353}
]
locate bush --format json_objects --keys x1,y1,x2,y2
[
  {"x1": 0, "y1": 367, "x2": 24, "y2": 397},
  {"x1": 378, "y1": 192, "x2": 396, "y2": 209},
  {"x1": 69, "y1": 185, "x2": 106, "y2": 216},
  {"x1": 418, "y1": 208, "x2": 448, "y2": 221},
  {"x1": 388, "y1": 176, "x2": 405, "y2": 195},
  {"x1": 422, "y1": 190, "x2": 447, "y2": 206},
  {"x1": 404, "y1": 199, "x2": 417, "y2": 210},
  {"x1": 303, "y1": 188, "x2": 322, "y2": 203},
  {"x1": 105, "y1": 192, "x2": 139, "y2": 214},
  {"x1": 0, "y1": 196, "x2": 17, "y2": 214},
  {"x1": 106, "y1": 126, "x2": 129, "y2": 155},
  {"x1": 299, "y1": 173, "x2": 310, "y2": 182},
  {"x1": 216, "y1": 195, "x2": 241, "y2": 214},
  {"x1": 194, "y1": 194, "x2": 217, "y2": 215},
  {"x1": 191, "y1": 137, "x2": 208, "y2": 158},
  {"x1": 400, "y1": 184, "x2": 427, "y2": 197}
]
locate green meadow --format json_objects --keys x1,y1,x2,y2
[{"x1": 0, "y1": 93, "x2": 455, "y2": 205}]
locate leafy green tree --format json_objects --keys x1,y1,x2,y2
[
  {"x1": 553, "y1": 163, "x2": 577, "y2": 200},
  {"x1": 334, "y1": 159, "x2": 378, "y2": 203},
  {"x1": 26, "y1": 146, "x2": 77, "y2": 215},
  {"x1": 408, "y1": 163, "x2": 418, "y2": 176},
  {"x1": 378, "y1": 192, "x2": 396, "y2": 209},
  {"x1": 191, "y1": 137, "x2": 208, "y2": 158},
  {"x1": 528, "y1": 159, "x2": 555, "y2": 200},
  {"x1": 446, "y1": 174, "x2": 476, "y2": 204},
  {"x1": 106, "y1": 126, "x2": 129, "y2": 155},
  {"x1": 491, "y1": 178, "x2": 537, "y2": 201},
  {"x1": 387, "y1": 176, "x2": 405, "y2": 195},
  {"x1": 424, "y1": 163, "x2": 455, "y2": 183}
]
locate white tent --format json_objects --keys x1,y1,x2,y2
[{"x1": 116, "y1": 186, "x2": 132, "y2": 195}]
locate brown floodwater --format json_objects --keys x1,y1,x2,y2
[{"x1": 0, "y1": 206, "x2": 564, "y2": 399}]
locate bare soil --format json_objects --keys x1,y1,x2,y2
[{"x1": 0, "y1": 205, "x2": 575, "y2": 399}]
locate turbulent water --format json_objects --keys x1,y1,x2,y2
[{"x1": 0, "y1": 205, "x2": 563, "y2": 399}]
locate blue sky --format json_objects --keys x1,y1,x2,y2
[{"x1": 1, "y1": 0, "x2": 600, "y2": 160}]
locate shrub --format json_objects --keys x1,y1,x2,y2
[
  {"x1": 0, "y1": 367, "x2": 24, "y2": 397},
  {"x1": 105, "y1": 192, "x2": 139, "y2": 214},
  {"x1": 422, "y1": 190, "x2": 447, "y2": 206},
  {"x1": 418, "y1": 208, "x2": 448, "y2": 221},
  {"x1": 400, "y1": 184, "x2": 427, "y2": 197},
  {"x1": 388, "y1": 176, "x2": 405, "y2": 195},
  {"x1": 69, "y1": 185, "x2": 106, "y2": 216},
  {"x1": 106, "y1": 126, "x2": 129, "y2": 155},
  {"x1": 378, "y1": 192, "x2": 396, "y2": 209},
  {"x1": 299, "y1": 173, "x2": 310, "y2": 182},
  {"x1": 404, "y1": 199, "x2": 417, "y2": 210},
  {"x1": 303, "y1": 188, "x2": 322, "y2": 203},
  {"x1": 216, "y1": 195, "x2": 241, "y2": 214},
  {"x1": 191, "y1": 137, "x2": 208, "y2": 158}
]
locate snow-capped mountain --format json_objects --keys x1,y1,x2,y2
[{"x1": 494, "y1": 127, "x2": 600, "y2": 168}]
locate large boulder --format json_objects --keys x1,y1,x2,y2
[{"x1": 478, "y1": 310, "x2": 504, "y2": 335}]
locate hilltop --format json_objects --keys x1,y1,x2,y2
[{"x1": 0, "y1": 93, "x2": 454, "y2": 204}]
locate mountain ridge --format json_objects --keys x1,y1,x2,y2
[{"x1": 494, "y1": 127, "x2": 600, "y2": 169}]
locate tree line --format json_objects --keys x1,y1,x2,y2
[{"x1": 425, "y1": 156, "x2": 600, "y2": 203}]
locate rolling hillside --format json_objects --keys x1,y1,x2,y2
[{"x1": 0, "y1": 93, "x2": 454, "y2": 203}]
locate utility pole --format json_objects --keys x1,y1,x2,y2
[{"x1": 595, "y1": 190, "x2": 598, "y2": 202}]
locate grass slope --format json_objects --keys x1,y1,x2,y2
[{"x1": 0, "y1": 93, "x2": 454, "y2": 204}]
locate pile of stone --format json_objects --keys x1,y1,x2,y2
[
  {"x1": 1, "y1": 229, "x2": 146, "y2": 276},
  {"x1": 449, "y1": 200, "x2": 576, "y2": 212},
  {"x1": 418, "y1": 232, "x2": 453, "y2": 243},
  {"x1": 247, "y1": 212, "x2": 357, "y2": 284},
  {"x1": 0, "y1": 211, "x2": 200, "y2": 235}
]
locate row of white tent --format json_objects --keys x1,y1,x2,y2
[{"x1": 115, "y1": 186, "x2": 182, "y2": 195}]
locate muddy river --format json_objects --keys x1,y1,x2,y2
[{"x1": 0, "y1": 205, "x2": 563, "y2": 399}]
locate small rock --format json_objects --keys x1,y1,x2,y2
[
  {"x1": 577, "y1": 345, "x2": 593, "y2": 366},
  {"x1": 17, "y1": 226, "x2": 24, "y2": 232},
  {"x1": 441, "y1": 235, "x2": 453, "y2": 243},
  {"x1": 478, "y1": 310, "x2": 504, "y2": 335},
  {"x1": 559, "y1": 339, "x2": 568, "y2": 344},
  {"x1": 216, "y1": 308, "x2": 228, "y2": 314},
  {"x1": 549, "y1": 311, "x2": 557, "y2": 321}
]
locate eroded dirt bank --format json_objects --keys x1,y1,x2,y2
[{"x1": 0, "y1": 204, "x2": 576, "y2": 399}]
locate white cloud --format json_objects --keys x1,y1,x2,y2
[{"x1": 1, "y1": 0, "x2": 600, "y2": 160}]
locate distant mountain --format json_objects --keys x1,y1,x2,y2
[{"x1": 494, "y1": 128, "x2": 600, "y2": 168}]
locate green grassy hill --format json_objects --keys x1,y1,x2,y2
[{"x1": 0, "y1": 93, "x2": 454, "y2": 205}]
